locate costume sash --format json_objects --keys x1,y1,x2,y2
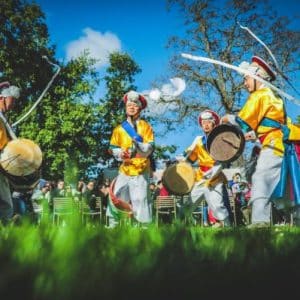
[
  {"x1": 121, "y1": 120, "x2": 143, "y2": 142},
  {"x1": 259, "y1": 117, "x2": 300, "y2": 205},
  {"x1": 260, "y1": 117, "x2": 290, "y2": 141},
  {"x1": 272, "y1": 142, "x2": 300, "y2": 205},
  {"x1": 121, "y1": 120, "x2": 156, "y2": 171}
]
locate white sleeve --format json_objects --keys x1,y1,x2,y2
[
  {"x1": 226, "y1": 114, "x2": 239, "y2": 126},
  {"x1": 111, "y1": 148, "x2": 123, "y2": 161}
]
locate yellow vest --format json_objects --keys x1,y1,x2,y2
[
  {"x1": 185, "y1": 136, "x2": 215, "y2": 182},
  {"x1": 110, "y1": 119, "x2": 154, "y2": 176},
  {"x1": 238, "y1": 87, "x2": 285, "y2": 156}
]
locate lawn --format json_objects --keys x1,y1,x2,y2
[{"x1": 0, "y1": 217, "x2": 299, "y2": 299}]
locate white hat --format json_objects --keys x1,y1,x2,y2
[
  {"x1": 0, "y1": 85, "x2": 21, "y2": 99},
  {"x1": 239, "y1": 56, "x2": 276, "y2": 82},
  {"x1": 123, "y1": 90, "x2": 147, "y2": 109}
]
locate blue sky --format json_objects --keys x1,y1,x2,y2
[{"x1": 35, "y1": 0, "x2": 300, "y2": 155}]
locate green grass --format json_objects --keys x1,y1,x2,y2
[{"x1": 0, "y1": 217, "x2": 299, "y2": 299}]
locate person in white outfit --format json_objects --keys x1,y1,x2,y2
[{"x1": 106, "y1": 91, "x2": 155, "y2": 227}]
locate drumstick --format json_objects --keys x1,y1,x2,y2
[{"x1": 0, "y1": 112, "x2": 17, "y2": 140}]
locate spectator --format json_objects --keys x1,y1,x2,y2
[
  {"x1": 31, "y1": 180, "x2": 51, "y2": 224},
  {"x1": 83, "y1": 180, "x2": 97, "y2": 211}
]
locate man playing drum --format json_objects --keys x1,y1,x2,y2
[
  {"x1": 183, "y1": 109, "x2": 231, "y2": 227},
  {"x1": 106, "y1": 90, "x2": 154, "y2": 227},
  {"x1": 221, "y1": 55, "x2": 300, "y2": 228},
  {"x1": 0, "y1": 82, "x2": 21, "y2": 224}
]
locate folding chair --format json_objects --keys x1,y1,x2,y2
[
  {"x1": 154, "y1": 196, "x2": 177, "y2": 226},
  {"x1": 192, "y1": 200, "x2": 204, "y2": 226},
  {"x1": 52, "y1": 197, "x2": 74, "y2": 225},
  {"x1": 228, "y1": 195, "x2": 237, "y2": 227},
  {"x1": 81, "y1": 197, "x2": 102, "y2": 225}
]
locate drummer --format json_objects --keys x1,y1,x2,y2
[
  {"x1": 106, "y1": 91, "x2": 155, "y2": 227},
  {"x1": 183, "y1": 109, "x2": 231, "y2": 227},
  {"x1": 0, "y1": 82, "x2": 21, "y2": 224},
  {"x1": 221, "y1": 56, "x2": 291, "y2": 228}
]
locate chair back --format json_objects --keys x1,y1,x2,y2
[
  {"x1": 52, "y1": 197, "x2": 74, "y2": 225},
  {"x1": 154, "y1": 196, "x2": 177, "y2": 226},
  {"x1": 154, "y1": 196, "x2": 176, "y2": 209},
  {"x1": 53, "y1": 197, "x2": 74, "y2": 213},
  {"x1": 81, "y1": 197, "x2": 102, "y2": 224}
]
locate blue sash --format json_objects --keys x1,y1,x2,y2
[
  {"x1": 121, "y1": 120, "x2": 143, "y2": 142},
  {"x1": 121, "y1": 120, "x2": 156, "y2": 171},
  {"x1": 260, "y1": 117, "x2": 290, "y2": 141},
  {"x1": 260, "y1": 118, "x2": 300, "y2": 205},
  {"x1": 272, "y1": 142, "x2": 300, "y2": 205}
]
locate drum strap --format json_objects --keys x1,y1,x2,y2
[
  {"x1": 121, "y1": 121, "x2": 143, "y2": 142},
  {"x1": 121, "y1": 121, "x2": 156, "y2": 171}
]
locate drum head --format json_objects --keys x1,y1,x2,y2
[
  {"x1": 0, "y1": 138, "x2": 42, "y2": 176},
  {"x1": 206, "y1": 124, "x2": 245, "y2": 163},
  {"x1": 162, "y1": 161, "x2": 195, "y2": 196}
]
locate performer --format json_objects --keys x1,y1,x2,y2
[
  {"x1": 183, "y1": 109, "x2": 231, "y2": 227},
  {"x1": 106, "y1": 90, "x2": 154, "y2": 227},
  {"x1": 222, "y1": 55, "x2": 300, "y2": 227},
  {"x1": 0, "y1": 82, "x2": 21, "y2": 224}
]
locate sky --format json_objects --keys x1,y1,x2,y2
[{"x1": 35, "y1": 0, "x2": 300, "y2": 156}]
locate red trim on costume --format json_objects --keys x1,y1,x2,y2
[
  {"x1": 109, "y1": 178, "x2": 133, "y2": 213},
  {"x1": 200, "y1": 166, "x2": 211, "y2": 172},
  {"x1": 252, "y1": 56, "x2": 276, "y2": 81}
]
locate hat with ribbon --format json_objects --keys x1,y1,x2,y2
[
  {"x1": 239, "y1": 56, "x2": 276, "y2": 82},
  {"x1": 198, "y1": 109, "x2": 220, "y2": 126},
  {"x1": 123, "y1": 90, "x2": 147, "y2": 110}
]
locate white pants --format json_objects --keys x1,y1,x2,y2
[
  {"x1": 106, "y1": 172, "x2": 152, "y2": 226},
  {"x1": 190, "y1": 181, "x2": 229, "y2": 221},
  {"x1": 250, "y1": 147, "x2": 283, "y2": 223},
  {"x1": 0, "y1": 173, "x2": 13, "y2": 222}
]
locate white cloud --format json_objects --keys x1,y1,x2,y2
[
  {"x1": 143, "y1": 77, "x2": 186, "y2": 116},
  {"x1": 66, "y1": 28, "x2": 121, "y2": 68}
]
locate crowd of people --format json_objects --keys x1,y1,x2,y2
[
  {"x1": 0, "y1": 54, "x2": 299, "y2": 228},
  {"x1": 7, "y1": 177, "x2": 111, "y2": 225}
]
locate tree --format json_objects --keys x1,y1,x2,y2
[
  {"x1": 159, "y1": 0, "x2": 300, "y2": 129},
  {"x1": 93, "y1": 52, "x2": 178, "y2": 176},
  {"x1": 1, "y1": 0, "x2": 102, "y2": 181}
]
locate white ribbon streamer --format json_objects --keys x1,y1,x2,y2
[
  {"x1": 12, "y1": 57, "x2": 61, "y2": 127},
  {"x1": 238, "y1": 22, "x2": 280, "y2": 70},
  {"x1": 181, "y1": 53, "x2": 300, "y2": 106}
]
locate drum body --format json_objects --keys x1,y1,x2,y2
[
  {"x1": 0, "y1": 138, "x2": 43, "y2": 191},
  {"x1": 206, "y1": 124, "x2": 245, "y2": 163},
  {"x1": 162, "y1": 161, "x2": 195, "y2": 196}
]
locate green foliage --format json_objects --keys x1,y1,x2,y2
[
  {"x1": 153, "y1": 144, "x2": 177, "y2": 160},
  {"x1": 1, "y1": 1, "x2": 104, "y2": 180},
  {"x1": 0, "y1": 1, "x2": 178, "y2": 179}
]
